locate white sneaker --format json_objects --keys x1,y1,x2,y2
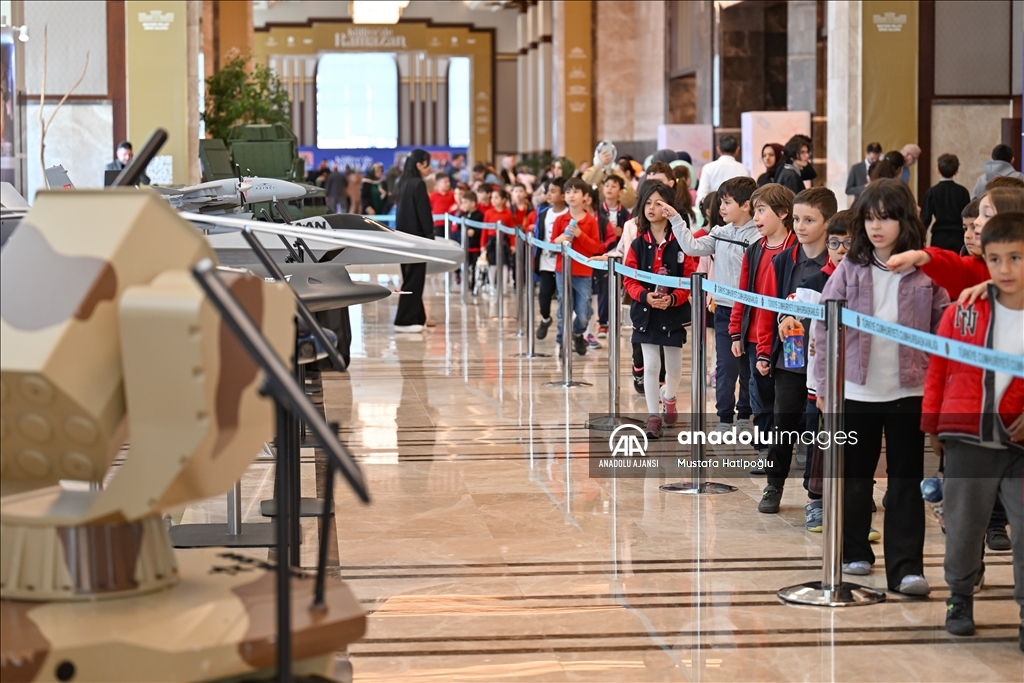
[
  {"x1": 394, "y1": 324, "x2": 424, "y2": 333},
  {"x1": 713, "y1": 422, "x2": 735, "y2": 434},
  {"x1": 896, "y1": 574, "x2": 930, "y2": 596},
  {"x1": 843, "y1": 561, "x2": 872, "y2": 576},
  {"x1": 736, "y1": 418, "x2": 754, "y2": 432}
]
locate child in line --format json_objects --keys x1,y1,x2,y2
[
  {"x1": 755, "y1": 187, "x2": 837, "y2": 511},
  {"x1": 729, "y1": 184, "x2": 797, "y2": 464},
  {"x1": 456, "y1": 192, "x2": 484, "y2": 294},
  {"x1": 675, "y1": 177, "x2": 761, "y2": 433},
  {"x1": 923, "y1": 214, "x2": 1023, "y2": 649},
  {"x1": 596, "y1": 175, "x2": 631, "y2": 339},
  {"x1": 792, "y1": 209, "x2": 853, "y2": 531},
  {"x1": 920, "y1": 154, "x2": 971, "y2": 253},
  {"x1": 429, "y1": 173, "x2": 455, "y2": 238},
  {"x1": 535, "y1": 178, "x2": 568, "y2": 340},
  {"x1": 484, "y1": 188, "x2": 514, "y2": 294},
  {"x1": 622, "y1": 181, "x2": 694, "y2": 438},
  {"x1": 551, "y1": 178, "x2": 602, "y2": 356},
  {"x1": 812, "y1": 179, "x2": 949, "y2": 595},
  {"x1": 960, "y1": 198, "x2": 981, "y2": 257},
  {"x1": 510, "y1": 182, "x2": 536, "y2": 291}
]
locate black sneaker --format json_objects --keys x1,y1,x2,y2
[
  {"x1": 573, "y1": 334, "x2": 587, "y2": 356},
  {"x1": 945, "y1": 593, "x2": 975, "y2": 636},
  {"x1": 536, "y1": 317, "x2": 552, "y2": 340},
  {"x1": 758, "y1": 485, "x2": 783, "y2": 514},
  {"x1": 1019, "y1": 622, "x2": 1023, "y2": 653},
  {"x1": 632, "y1": 366, "x2": 645, "y2": 394},
  {"x1": 986, "y1": 526, "x2": 1011, "y2": 551}
]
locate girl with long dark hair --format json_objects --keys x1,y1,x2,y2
[{"x1": 393, "y1": 149, "x2": 435, "y2": 332}]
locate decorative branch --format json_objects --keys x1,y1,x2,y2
[{"x1": 38, "y1": 25, "x2": 90, "y2": 186}]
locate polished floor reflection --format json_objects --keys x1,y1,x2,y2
[{"x1": 181, "y1": 270, "x2": 1021, "y2": 682}]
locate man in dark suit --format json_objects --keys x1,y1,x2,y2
[
  {"x1": 105, "y1": 141, "x2": 149, "y2": 184},
  {"x1": 845, "y1": 141, "x2": 881, "y2": 199}
]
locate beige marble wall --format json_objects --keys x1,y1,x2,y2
[
  {"x1": 26, "y1": 102, "x2": 113, "y2": 200},
  {"x1": 931, "y1": 102, "x2": 1013, "y2": 198},
  {"x1": 594, "y1": 0, "x2": 666, "y2": 143},
  {"x1": 23, "y1": 0, "x2": 108, "y2": 96}
]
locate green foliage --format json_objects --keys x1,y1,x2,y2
[
  {"x1": 520, "y1": 152, "x2": 554, "y2": 178},
  {"x1": 202, "y1": 53, "x2": 291, "y2": 141}
]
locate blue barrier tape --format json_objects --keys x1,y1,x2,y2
[
  {"x1": 841, "y1": 309, "x2": 1024, "y2": 377},
  {"x1": 704, "y1": 280, "x2": 826, "y2": 320},
  {"x1": 613, "y1": 262, "x2": 692, "y2": 290},
  {"x1": 565, "y1": 247, "x2": 608, "y2": 271},
  {"x1": 363, "y1": 214, "x2": 395, "y2": 222},
  {"x1": 496, "y1": 224, "x2": 516, "y2": 236},
  {"x1": 527, "y1": 234, "x2": 559, "y2": 252},
  {"x1": 463, "y1": 218, "x2": 491, "y2": 230}
]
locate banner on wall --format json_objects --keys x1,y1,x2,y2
[
  {"x1": 299, "y1": 146, "x2": 468, "y2": 173},
  {"x1": 0, "y1": 36, "x2": 16, "y2": 184},
  {"x1": 741, "y1": 111, "x2": 812, "y2": 179},
  {"x1": 657, "y1": 125, "x2": 714, "y2": 177}
]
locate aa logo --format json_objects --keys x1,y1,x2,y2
[
  {"x1": 954, "y1": 304, "x2": 978, "y2": 337},
  {"x1": 609, "y1": 424, "x2": 648, "y2": 458}
]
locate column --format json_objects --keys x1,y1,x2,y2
[
  {"x1": 787, "y1": 1, "x2": 817, "y2": 113},
  {"x1": 826, "y1": 1, "x2": 862, "y2": 207},
  {"x1": 552, "y1": 0, "x2": 592, "y2": 163},
  {"x1": 397, "y1": 54, "x2": 411, "y2": 146},
  {"x1": 126, "y1": 0, "x2": 193, "y2": 184},
  {"x1": 436, "y1": 57, "x2": 449, "y2": 148},
  {"x1": 517, "y1": 8, "x2": 528, "y2": 153},
  {"x1": 526, "y1": 2, "x2": 538, "y2": 154},
  {"x1": 537, "y1": 1, "x2": 553, "y2": 153}
]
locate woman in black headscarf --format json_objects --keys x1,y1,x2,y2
[{"x1": 393, "y1": 149, "x2": 435, "y2": 332}]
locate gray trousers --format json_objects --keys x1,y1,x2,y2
[{"x1": 943, "y1": 439, "x2": 1024, "y2": 617}]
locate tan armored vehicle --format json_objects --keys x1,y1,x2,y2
[{"x1": 0, "y1": 189, "x2": 365, "y2": 682}]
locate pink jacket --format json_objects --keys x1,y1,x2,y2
[{"x1": 812, "y1": 258, "x2": 949, "y2": 393}]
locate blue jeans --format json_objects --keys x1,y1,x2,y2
[
  {"x1": 714, "y1": 305, "x2": 750, "y2": 422},
  {"x1": 555, "y1": 270, "x2": 593, "y2": 344},
  {"x1": 747, "y1": 340, "x2": 775, "y2": 442}
]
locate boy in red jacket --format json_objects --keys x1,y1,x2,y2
[
  {"x1": 429, "y1": 174, "x2": 455, "y2": 238},
  {"x1": 552, "y1": 178, "x2": 601, "y2": 355},
  {"x1": 922, "y1": 214, "x2": 1024, "y2": 648}
]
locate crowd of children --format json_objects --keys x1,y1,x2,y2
[{"x1": 425, "y1": 147, "x2": 1022, "y2": 651}]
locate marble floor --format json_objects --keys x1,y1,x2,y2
[{"x1": 179, "y1": 270, "x2": 1022, "y2": 682}]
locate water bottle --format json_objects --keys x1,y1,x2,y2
[
  {"x1": 655, "y1": 266, "x2": 670, "y2": 296},
  {"x1": 921, "y1": 476, "x2": 945, "y2": 531},
  {"x1": 564, "y1": 218, "x2": 577, "y2": 243},
  {"x1": 782, "y1": 322, "x2": 806, "y2": 369}
]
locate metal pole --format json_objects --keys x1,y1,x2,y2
[
  {"x1": 274, "y1": 403, "x2": 292, "y2": 683},
  {"x1": 460, "y1": 216, "x2": 469, "y2": 304},
  {"x1": 585, "y1": 256, "x2": 637, "y2": 430},
  {"x1": 545, "y1": 243, "x2": 590, "y2": 387},
  {"x1": 661, "y1": 272, "x2": 736, "y2": 494},
  {"x1": 515, "y1": 229, "x2": 525, "y2": 337},
  {"x1": 778, "y1": 299, "x2": 884, "y2": 606},
  {"x1": 227, "y1": 480, "x2": 242, "y2": 536},
  {"x1": 494, "y1": 224, "x2": 505, "y2": 320},
  {"x1": 515, "y1": 232, "x2": 548, "y2": 358},
  {"x1": 444, "y1": 213, "x2": 451, "y2": 295}
]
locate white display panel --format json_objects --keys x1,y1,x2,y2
[
  {"x1": 740, "y1": 111, "x2": 812, "y2": 179},
  {"x1": 657, "y1": 124, "x2": 714, "y2": 177}
]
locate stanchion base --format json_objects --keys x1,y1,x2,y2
[
  {"x1": 777, "y1": 581, "x2": 886, "y2": 607},
  {"x1": 659, "y1": 481, "x2": 738, "y2": 494},
  {"x1": 170, "y1": 523, "x2": 276, "y2": 548},
  {"x1": 260, "y1": 497, "x2": 329, "y2": 518},
  {"x1": 586, "y1": 415, "x2": 644, "y2": 431},
  {"x1": 544, "y1": 380, "x2": 592, "y2": 387},
  {"x1": 513, "y1": 352, "x2": 551, "y2": 358}
]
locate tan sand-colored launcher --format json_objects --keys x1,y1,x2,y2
[{"x1": 0, "y1": 190, "x2": 365, "y2": 682}]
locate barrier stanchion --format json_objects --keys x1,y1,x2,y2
[
  {"x1": 461, "y1": 215, "x2": 470, "y2": 304},
  {"x1": 444, "y1": 213, "x2": 451, "y2": 295},
  {"x1": 545, "y1": 242, "x2": 590, "y2": 388},
  {"x1": 494, "y1": 224, "x2": 505, "y2": 320},
  {"x1": 661, "y1": 272, "x2": 736, "y2": 495},
  {"x1": 515, "y1": 234, "x2": 549, "y2": 358},
  {"x1": 779, "y1": 299, "x2": 885, "y2": 606},
  {"x1": 514, "y1": 228, "x2": 525, "y2": 337},
  {"x1": 587, "y1": 255, "x2": 640, "y2": 430}
]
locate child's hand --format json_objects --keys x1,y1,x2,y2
[
  {"x1": 887, "y1": 250, "x2": 929, "y2": 273},
  {"x1": 468, "y1": 229, "x2": 475, "y2": 237},
  {"x1": 656, "y1": 200, "x2": 678, "y2": 219},
  {"x1": 731, "y1": 341, "x2": 742, "y2": 357},
  {"x1": 756, "y1": 360, "x2": 770, "y2": 376},
  {"x1": 1009, "y1": 414, "x2": 1024, "y2": 442},
  {"x1": 564, "y1": 223, "x2": 579, "y2": 238},
  {"x1": 648, "y1": 293, "x2": 671, "y2": 309},
  {"x1": 815, "y1": 395, "x2": 825, "y2": 412},
  {"x1": 808, "y1": 338, "x2": 815, "y2": 357},
  {"x1": 778, "y1": 316, "x2": 802, "y2": 338},
  {"x1": 929, "y1": 433, "x2": 945, "y2": 459},
  {"x1": 592, "y1": 254, "x2": 609, "y2": 261},
  {"x1": 958, "y1": 280, "x2": 991, "y2": 305}
]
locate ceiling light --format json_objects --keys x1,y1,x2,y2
[{"x1": 350, "y1": 1, "x2": 410, "y2": 25}]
